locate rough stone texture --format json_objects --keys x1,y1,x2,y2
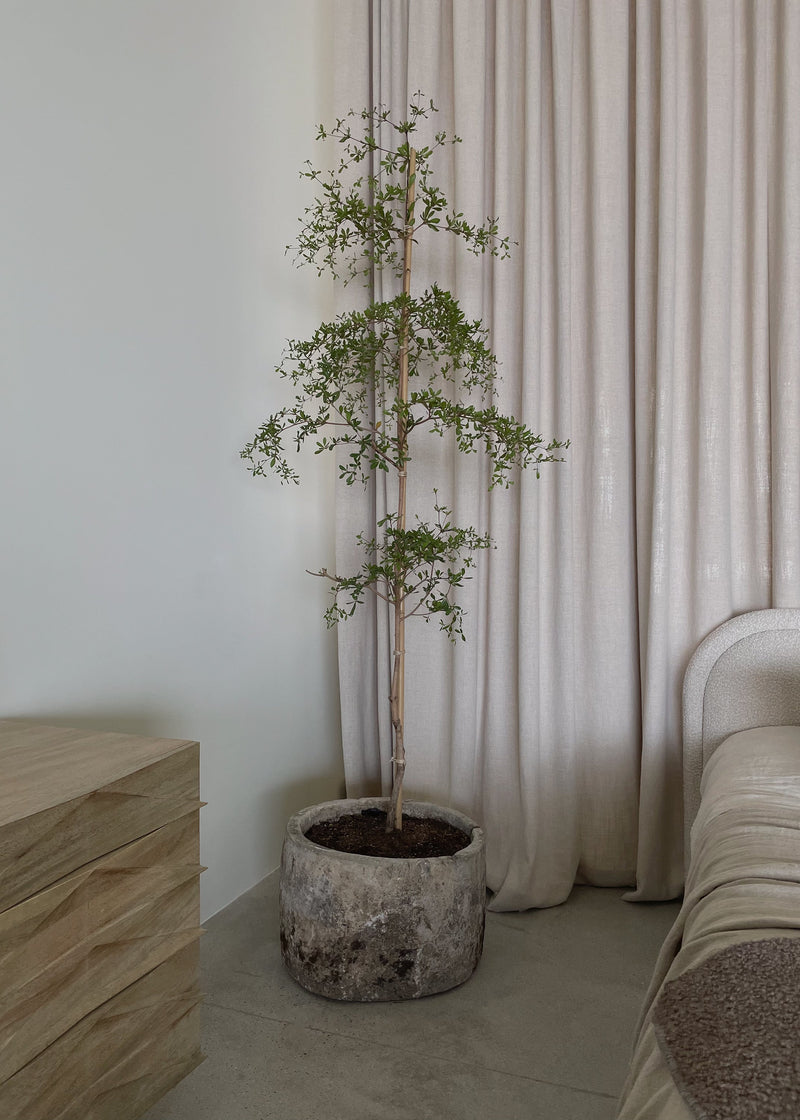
[{"x1": 279, "y1": 798, "x2": 486, "y2": 1002}]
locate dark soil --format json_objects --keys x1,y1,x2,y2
[{"x1": 305, "y1": 807, "x2": 470, "y2": 859}]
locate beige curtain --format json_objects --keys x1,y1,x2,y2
[{"x1": 332, "y1": 0, "x2": 800, "y2": 908}]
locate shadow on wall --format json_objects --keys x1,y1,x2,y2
[
  {"x1": 276, "y1": 773, "x2": 348, "y2": 818},
  {"x1": 266, "y1": 772, "x2": 348, "y2": 855}
]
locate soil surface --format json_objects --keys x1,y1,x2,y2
[{"x1": 305, "y1": 807, "x2": 470, "y2": 859}]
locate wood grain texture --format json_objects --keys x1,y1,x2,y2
[
  {"x1": 0, "y1": 723, "x2": 204, "y2": 1119},
  {"x1": 0, "y1": 858, "x2": 202, "y2": 1080},
  {"x1": 0, "y1": 741, "x2": 200, "y2": 913},
  {"x1": 0, "y1": 943, "x2": 203, "y2": 1120},
  {"x1": 0, "y1": 721, "x2": 199, "y2": 825}
]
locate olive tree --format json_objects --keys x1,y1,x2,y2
[{"x1": 242, "y1": 97, "x2": 566, "y2": 831}]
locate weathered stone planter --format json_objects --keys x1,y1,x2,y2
[{"x1": 279, "y1": 797, "x2": 486, "y2": 1001}]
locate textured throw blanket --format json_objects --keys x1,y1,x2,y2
[{"x1": 653, "y1": 937, "x2": 800, "y2": 1120}]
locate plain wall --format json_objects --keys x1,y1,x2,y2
[{"x1": 0, "y1": 0, "x2": 344, "y2": 918}]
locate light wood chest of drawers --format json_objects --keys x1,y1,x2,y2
[{"x1": 0, "y1": 720, "x2": 204, "y2": 1120}]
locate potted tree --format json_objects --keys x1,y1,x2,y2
[{"x1": 243, "y1": 96, "x2": 566, "y2": 1000}]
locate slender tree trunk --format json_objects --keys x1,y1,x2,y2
[{"x1": 387, "y1": 147, "x2": 416, "y2": 833}]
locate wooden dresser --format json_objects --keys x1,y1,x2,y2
[{"x1": 0, "y1": 720, "x2": 204, "y2": 1120}]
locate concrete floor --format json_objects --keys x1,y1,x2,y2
[{"x1": 142, "y1": 875, "x2": 680, "y2": 1120}]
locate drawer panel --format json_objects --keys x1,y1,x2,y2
[
  {"x1": 0, "y1": 744, "x2": 199, "y2": 913},
  {"x1": 0, "y1": 943, "x2": 203, "y2": 1120},
  {"x1": 75, "y1": 1020, "x2": 203, "y2": 1120},
  {"x1": 0, "y1": 815, "x2": 202, "y2": 1083}
]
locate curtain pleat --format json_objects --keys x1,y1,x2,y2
[{"x1": 331, "y1": 0, "x2": 800, "y2": 908}]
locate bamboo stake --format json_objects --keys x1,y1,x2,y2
[{"x1": 387, "y1": 147, "x2": 416, "y2": 833}]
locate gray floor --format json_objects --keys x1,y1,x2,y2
[{"x1": 142, "y1": 875, "x2": 679, "y2": 1120}]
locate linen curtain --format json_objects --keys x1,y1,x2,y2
[{"x1": 331, "y1": 0, "x2": 800, "y2": 908}]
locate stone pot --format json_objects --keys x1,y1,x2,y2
[{"x1": 279, "y1": 797, "x2": 486, "y2": 1001}]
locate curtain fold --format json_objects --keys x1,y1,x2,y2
[{"x1": 331, "y1": 0, "x2": 800, "y2": 908}]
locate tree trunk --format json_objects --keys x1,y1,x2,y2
[{"x1": 387, "y1": 147, "x2": 416, "y2": 833}]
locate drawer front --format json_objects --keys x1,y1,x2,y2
[
  {"x1": 0, "y1": 744, "x2": 199, "y2": 913},
  {"x1": 0, "y1": 943, "x2": 203, "y2": 1120},
  {"x1": 0, "y1": 814, "x2": 202, "y2": 1083}
]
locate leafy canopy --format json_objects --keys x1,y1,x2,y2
[
  {"x1": 242, "y1": 95, "x2": 567, "y2": 640},
  {"x1": 292, "y1": 97, "x2": 512, "y2": 284}
]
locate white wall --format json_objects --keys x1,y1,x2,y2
[{"x1": 0, "y1": 0, "x2": 344, "y2": 918}]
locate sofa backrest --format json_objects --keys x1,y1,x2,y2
[{"x1": 682, "y1": 608, "x2": 800, "y2": 868}]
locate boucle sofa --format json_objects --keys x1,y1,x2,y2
[{"x1": 617, "y1": 609, "x2": 800, "y2": 1120}]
